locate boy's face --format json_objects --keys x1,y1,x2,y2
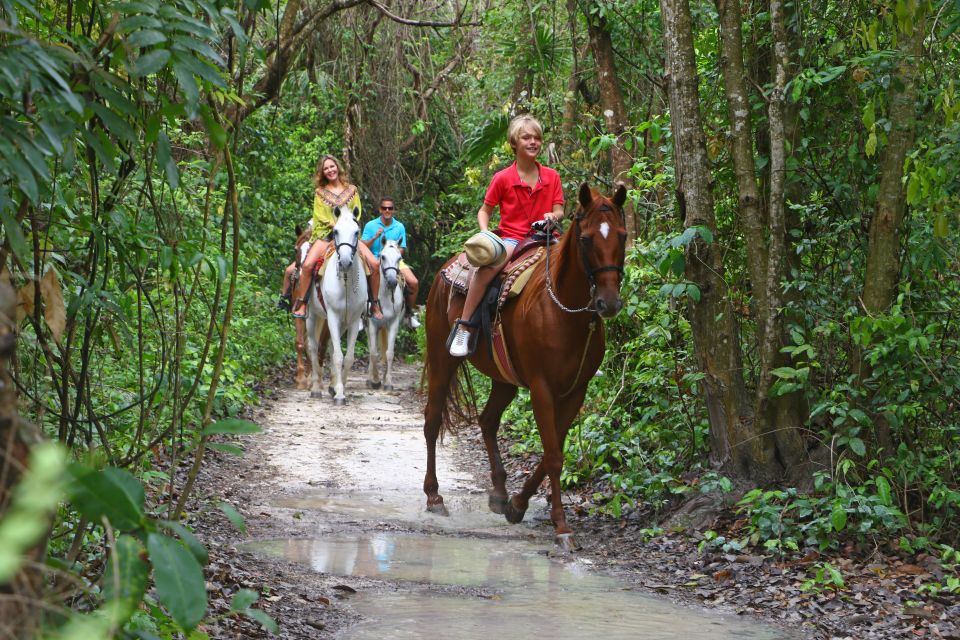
[{"x1": 513, "y1": 127, "x2": 542, "y2": 161}]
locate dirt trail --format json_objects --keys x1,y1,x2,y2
[{"x1": 193, "y1": 362, "x2": 800, "y2": 639}]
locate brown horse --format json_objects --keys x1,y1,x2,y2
[{"x1": 422, "y1": 182, "x2": 627, "y2": 550}]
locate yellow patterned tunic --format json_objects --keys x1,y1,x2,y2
[{"x1": 311, "y1": 185, "x2": 361, "y2": 242}]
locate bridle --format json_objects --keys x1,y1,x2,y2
[
  {"x1": 333, "y1": 214, "x2": 359, "y2": 276},
  {"x1": 544, "y1": 200, "x2": 626, "y2": 314}
]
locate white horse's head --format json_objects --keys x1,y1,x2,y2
[
  {"x1": 379, "y1": 240, "x2": 403, "y2": 292},
  {"x1": 332, "y1": 204, "x2": 360, "y2": 270}
]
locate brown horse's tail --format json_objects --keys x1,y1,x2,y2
[{"x1": 420, "y1": 274, "x2": 478, "y2": 443}]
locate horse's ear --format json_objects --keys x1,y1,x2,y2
[
  {"x1": 613, "y1": 183, "x2": 627, "y2": 209},
  {"x1": 578, "y1": 182, "x2": 593, "y2": 209}
]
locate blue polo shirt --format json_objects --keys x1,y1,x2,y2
[{"x1": 362, "y1": 217, "x2": 407, "y2": 257}]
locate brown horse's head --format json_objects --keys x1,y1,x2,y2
[{"x1": 574, "y1": 182, "x2": 628, "y2": 318}]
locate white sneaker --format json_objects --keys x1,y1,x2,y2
[
  {"x1": 406, "y1": 314, "x2": 421, "y2": 329},
  {"x1": 448, "y1": 327, "x2": 472, "y2": 357}
]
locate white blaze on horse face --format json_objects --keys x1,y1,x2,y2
[{"x1": 600, "y1": 221, "x2": 610, "y2": 239}]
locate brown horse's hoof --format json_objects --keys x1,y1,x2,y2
[
  {"x1": 333, "y1": 397, "x2": 346, "y2": 407},
  {"x1": 488, "y1": 493, "x2": 508, "y2": 515},
  {"x1": 426, "y1": 500, "x2": 449, "y2": 516},
  {"x1": 309, "y1": 391, "x2": 323, "y2": 398},
  {"x1": 555, "y1": 533, "x2": 579, "y2": 552},
  {"x1": 367, "y1": 380, "x2": 381, "y2": 389},
  {"x1": 503, "y1": 498, "x2": 527, "y2": 524}
]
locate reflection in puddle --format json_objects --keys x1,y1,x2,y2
[
  {"x1": 272, "y1": 491, "x2": 549, "y2": 532},
  {"x1": 244, "y1": 534, "x2": 799, "y2": 639}
]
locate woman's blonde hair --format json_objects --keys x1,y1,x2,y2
[
  {"x1": 314, "y1": 155, "x2": 351, "y2": 189},
  {"x1": 506, "y1": 115, "x2": 544, "y2": 149}
]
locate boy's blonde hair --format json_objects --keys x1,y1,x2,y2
[{"x1": 507, "y1": 115, "x2": 543, "y2": 149}]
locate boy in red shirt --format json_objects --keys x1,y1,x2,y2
[{"x1": 449, "y1": 115, "x2": 565, "y2": 357}]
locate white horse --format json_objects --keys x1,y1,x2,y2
[
  {"x1": 367, "y1": 240, "x2": 405, "y2": 390},
  {"x1": 305, "y1": 204, "x2": 368, "y2": 405}
]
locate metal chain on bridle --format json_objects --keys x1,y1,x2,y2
[{"x1": 540, "y1": 218, "x2": 594, "y2": 314}]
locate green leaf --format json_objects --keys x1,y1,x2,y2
[
  {"x1": 172, "y1": 60, "x2": 200, "y2": 114},
  {"x1": 218, "y1": 502, "x2": 246, "y2": 533},
  {"x1": 230, "y1": 589, "x2": 259, "y2": 612},
  {"x1": 103, "y1": 534, "x2": 149, "y2": 621},
  {"x1": 0, "y1": 205, "x2": 30, "y2": 264},
  {"x1": 848, "y1": 437, "x2": 866, "y2": 457},
  {"x1": 865, "y1": 131, "x2": 877, "y2": 157},
  {"x1": 831, "y1": 504, "x2": 848, "y2": 532},
  {"x1": 685, "y1": 283, "x2": 701, "y2": 303},
  {"x1": 771, "y1": 367, "x2": 797, "y2": 379},
  {"x1": 69, "y1": 466, "x2": 146, "y2": 531},
  {"x1": 130, "y1": 49, "x2": 171, "y2": 77},
  {"x1": 875, "y1": 476, "x2": 892, "y2": 506},
  {"x1": 906, "y1": 174, "x2": 921, "y2": 204},
  {"x1": 206, "y1": 442, "x2": 245, "y2": 456},
  {"x1": 127, "y1": 30, "x2": 168, "y2": 48},
  {"x1": 157, "y1": 131, "x2": 179, "y2": 189},
  {"x1": 244, "y1": 608, "x2": 279, "y2": 634},
  {"x1": 933, "y1": 213, "x2": 948, "y2": 238},
  {"x1": 161, "y1": 521, "x2": 209, "y2": 565},
  {"x1": 147, "y1": 533, "x2": 207, "y2": 631},
  {"x1": 89, "y1": 103, "x2": 137, "y2": 145},
  {"x1": 202, "y1": 418, "x2": 261, "y2": 436}
]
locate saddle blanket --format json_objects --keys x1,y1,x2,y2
[{"x1": 440, "y1": 246, "x2": 544, "y2": 310}]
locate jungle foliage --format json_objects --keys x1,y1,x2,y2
[{"x1": 1, "y1": 0, "x2": 960, "y2": 635}]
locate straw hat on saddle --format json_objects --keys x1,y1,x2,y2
[{"x1": 464, "y1": 230, "x2": 508, "y2": 269}]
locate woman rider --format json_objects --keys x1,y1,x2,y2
[{"x1": 290, "y1": 155, "x2": 383, "y2": 320}]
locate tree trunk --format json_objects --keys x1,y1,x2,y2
[
  {"x1": 858, "y1": 6, "x2": 926, "y2": 451},
  {"x1": 0, "y1": 281, "x2": 46, "y2": 637},
  {"x1": 660, "y1": 0, "x2": 781, "y2": 482},
  {"x1": 861, "y1": 12, "x2": 925, "y2": 315},
  {"x1": 584, "y1": 4, "x2": 636, "y2": 244}
]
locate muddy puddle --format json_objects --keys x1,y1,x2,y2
[
  {"x1": 243, "y1": 533, "x2": 798, "y2": 639},
  {"x1": 242, "y1": 366, "x2": 802, "y2": 638}
]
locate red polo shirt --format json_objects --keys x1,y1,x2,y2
[{"x1": 483, "y1": 162, "x2": 564, "y2": 241}]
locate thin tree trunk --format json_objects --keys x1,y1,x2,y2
[
  {"x1": 584, "y1": 3, "x2": 636, "y2": 244},
  {"x1": 861, "y1": 13, "x2": 925, "y2": 315},
  {"x1": 858, "y1": 6, "x2": 926, "y2": 451},
  {"x1": 0, "y1": 282, "x2": 46, "y2": 638}
]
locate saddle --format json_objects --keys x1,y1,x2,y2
[
  {"x1": 440, "y1": 230, "x2": 553, "y2": 307},
  {"x1": 440, "y1": 229, "x2": 558, "y2": 386}
]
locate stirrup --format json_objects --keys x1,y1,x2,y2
[
  {"x1": 446, "y1": 319, "x2": 477, "y2": 357},
  {"x1": 291, "y1": 297, "x2": 307, "y2": 319}
]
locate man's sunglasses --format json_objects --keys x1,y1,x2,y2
[{"x1": 381, "y1": 206, "x2": 395, "y2": 210}]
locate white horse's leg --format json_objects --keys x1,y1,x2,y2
[
  {"x1": 384, "y1": 316, "x2": 400, "y2": 390},
  {"x1": 342, "y1": 314, "x2": 360, "y2": 395},
  {"x1": 367, "y1": 321, "x2": 381, "y2": 389},
  {"x1": 327, "y1": 314, "x2": 346, "y2": 405}
]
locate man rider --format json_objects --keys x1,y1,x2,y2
[{"x1": 361, "y1": 197, "x2": 420, "y2": 328}]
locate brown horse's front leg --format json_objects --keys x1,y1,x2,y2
[
  {"x1": 480, "y1": 382, "x2": 518, "y2": 514},
  {"x1": 508, "y1": 382, "x2": 575, "y2": 548},
  {"x1": 295, "y1": 317, "x2": 309, "y2": 390}
]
